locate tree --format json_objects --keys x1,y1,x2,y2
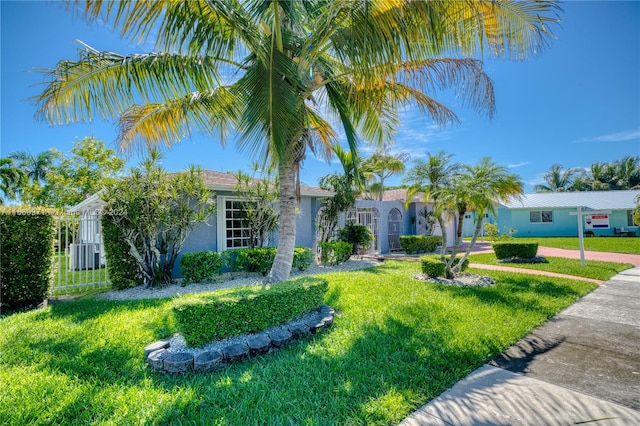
[
  {"x1": 232, "y1": 167, "x2": 279, "y2": 248},
  {"x1": 534, "y1": 164, "x2": 580, "y2": 193},
  {"x1": 35, "y1": 0, "x2": 559, "y2": 283},
  {"x1": 361, "y1": 149, "x2": 409, "y2": 201},
  {"x1": 0, "y1": 158, "x2": 26, "y2": 205},
  {"x1": 446, "y1": 158, "x2": 523, "y2": 276},
  {"x1": 9, "y1": 149, "x2": 60, "y2": 198},
  {"x1": 634, "y1": 195, "x2": 640, "y2": 226},
  {"x1": 103, "y1": 150, "x2": 214, "y2": 287},
  {"x1": 20, "y1": 137, "x2": 125, "y2": 207},
  {"x1": 403, "y1": 151, "x2": 461, "y2": 257}
]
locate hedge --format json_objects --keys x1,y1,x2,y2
[
  {"x1": 172, "y1": 276, "x2": 328, "y2": 347},
  {"x1": 492, "y1": 242, "x2": 539, "y2": 260},
  {"x1": 400, "y1": 235, "x2": 441, "y2": 254},
  {"x1": 0, "y1": 206, "x2": 57, "y2": 312},
  {"x1": 420, "y1": 256, "x2": 445, "y2": 277},
  {"x1": 180, "y1": 251, "x2": 225, "y2": 284},
  {"x1": 101, "y1": 213, "x2": 141, "y2": 290},
  {"x1": 318, "y1": 241, "x2": 352, "y2": 265}
]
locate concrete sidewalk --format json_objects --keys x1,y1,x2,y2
[{"x1": 401, "y1": 267, "x2": 640, "y2": 426}]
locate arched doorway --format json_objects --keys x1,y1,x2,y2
[{"x1": 388, "y1": 208, "x2": 402, "y2": 252}]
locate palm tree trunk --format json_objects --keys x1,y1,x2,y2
[
  {"x1": 264, "y1": 161, "x2": 296, "y2": 284},
  {"x1": 453, "y1": 213, "x2": 483, "y2": 274}
]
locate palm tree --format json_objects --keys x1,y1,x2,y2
[
  {"x1": 361, "y1": 149, "x2": 409, "y2": 201},
  {"x1": 35, "y1": 0, "x2": 559, "y2": 283},
  {"x1": 0, "y1": 158, "x2": 26, "y2": 204},
  {"x1": 9, "y1": 150, "x2": 59, "y2": 186},
  {"x1": 404, "y1": 151, "x2": 462, "y2": 258},
  {"x1": 534, "y1": 164, "x2": 581, "y2": 192},
  {"x1": 449, "y1": 158, "x2": 523, "y2": 275}
]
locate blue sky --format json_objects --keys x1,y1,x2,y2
[{"x1": 1, "y1": 1, "x2": 639, "y2": 192}]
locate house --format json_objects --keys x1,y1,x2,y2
[
  {"x1": 340, "y1": 189, "x2": 458, "y2": 254},
  {"x1": 69, "y1": 170, "x2": 333, "y2": 275},
  {"x1": 490, "y1": 190, "x2": 640, "y2": 237}
]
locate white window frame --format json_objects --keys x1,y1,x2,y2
[
  {"x1": 216, "y1": 196, "x2": 255, "y2": 251},
  {"x1": 529, "y1": 210, "x2": 553, "y2": 224}
]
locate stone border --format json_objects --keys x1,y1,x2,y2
[{"x1": 145, "y1": 305, "x2": 336, "y2": 374}]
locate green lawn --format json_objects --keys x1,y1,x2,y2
[
  {"x1": 1, "y1": 261, "x2": 597, "y2": 425},
  {"x1": 511, "y1": 236, "x2": 640, "y2": 254},
  {"x1": 468, "y1": 253, "x2": 633, "y2": 281},
  {"x1": 52, "y1": 252, "x2": 110, "y2": 295}
]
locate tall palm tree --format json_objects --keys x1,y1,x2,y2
[
  {"x1": 449, "y1": 158, "x2": 523, "y2": 275},
  {"x1": 361, "y1": 149, "x2": 409, "y2": 201},
  {"x1": 9, "y1": 150, "x2": 59, "y2": 186},
  {"x1": 404, "y1": 151, "x2": 461, "y2": 258},
  {"x1": 0, "y1": 158, "x2": 26, "y2": 204},
  {"x1": 534, "y1": 164, "x2": 580, "y2": 193},
  {"x1": 35, "y1": 0, "x2": 559, "y2": 283}
]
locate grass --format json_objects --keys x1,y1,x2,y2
[
  {"x1": 468, "y1": 253, "x2": 633, "y2": 281},
  {"x1": 510, "y1": 236, "x2": 639, "y2": 254},
  {"x1": 0, "y1": 261, "x2": 597, "y2": 425}
]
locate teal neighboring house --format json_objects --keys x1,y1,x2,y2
[{"x1": 494, "y1": 190, "x2": 640, "y2": 237}]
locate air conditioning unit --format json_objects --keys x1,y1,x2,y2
[{"x1": 69, "y1": 243, "x2": 99, "y2": 270}]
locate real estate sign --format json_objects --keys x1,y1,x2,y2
[{"x1": 585, "y1": 214, "x2": 610, "y2": 229}]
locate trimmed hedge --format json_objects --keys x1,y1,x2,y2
[
  {"x1": 400, "y1": 235, "x2": 441, "y2": 254},
  {"x1": 318, "y1": 241, "x2": 352, "y2": 265},
  {"x1": 180, "y1": 251, "x2": 226, "y2": 284},
  {"x1": 420, "y1": 256, "x2": 445, "y2": 277},
  {"x1": 292, "y1": 247, "x2": 313, "y2": 271},
  {"x1": 0, "y1": 206, "x2": 56, "y2": 312},
  {"x1": 172, "y1": 276, "x2": 328, "y2": 347},
  {"x1": 101, "y1": 213, "x2": 141, "y2": 290},
  {"x1": 492, "y1": 242, "x2": 539, "y2": 260}
]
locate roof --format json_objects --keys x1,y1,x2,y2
[
  {"x1": 358, "y1": 188, "x2": 425, "y2": 203},
  {"x1": 501, "y1": 190, "x2": 640, "y2": 210},
  {"x1": 200, "y1": 170, "x2": 333, "y2": 197},
  {"x1": 67, "y1": 191, "x2": 106, "y2": 213}
]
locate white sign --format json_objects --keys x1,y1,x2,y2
[{"x1": 585, "y1": 214, "x2": 610, "y2": 229}]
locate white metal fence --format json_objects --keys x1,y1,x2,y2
[{"x1": 51, "y1": 214, "x2": 110, "y2": 296}]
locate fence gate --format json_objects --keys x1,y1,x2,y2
[
  {"x1": 388, "y1": 208, "x2": 403, "y2": 252},
  {"x1": 347, "y1": 207, "x2": 380, "y2": 254},
  {"x1": 52, "y1": 213, "x2": 109, "y2": 296}
]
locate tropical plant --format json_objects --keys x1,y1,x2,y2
[
  {"x1": 634, "y1": 194, "x2": 640, "y2": 226},
  {"x1": 361, "y1": 149, "x2": 409, "y2": 201},
  {"x1": 534, "y1": 164, "x2": 581, "y2": 193},
  {"x1": 0, "y1": 158, "x2": 25, "y2": 205},
  {"x1": 337, "y1": 222, "x2": 373, "y2": 255},
  {"x1": 35, "y1": 0, "x2": 560, "y2": 283},
  {"x1": 103, "y1": 150, "x2": 215, "y2": 287}
]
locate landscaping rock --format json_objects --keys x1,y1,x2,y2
[
  {"x1": 306, "y1": 319, "x2": 326, "y2": 334},
  {"x1": 320, "y1": 315, "x2": 334, "y2": 327},
  {"x1": 194, "y1": 350, "x2": 223, "y2": 372},
  {"x1": 147, "y1": 348, "x2": 171, "y2": 370},
  {"x1": 163, "y1": 352, "x2": 194, "y2": 373},
  {"x1": 319, "y1": 305, "x2": 335, "y2": 316},
  {"x1": 247, "y1": 334, "x2": 271, "y2": 356},
  {"x1": 144, "y1": 340, "x2": 170, "y2": 358},
  {"x1": 288, "y1": 323, "x2": 310, "y2": 338},
  {"x1": 223, "y1": 343, "x2": 249, "y2": 362},
  {"x1": 269, "y1": 328, "x2": 293, "y2": 347}
]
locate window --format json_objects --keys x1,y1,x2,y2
[
  {"x1": 530, "y1": 210, "x2": 553, "y2": 223},
  {"x1": 224, "y1": 199, "x2": 251, "y2": 249},
  {"x1": 628, "y1": 210, "x2": 635, "y2": 227}
]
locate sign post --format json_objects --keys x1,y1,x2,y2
[{"x1": 570, "y1": 208, "x2": 612, "y2": 265}]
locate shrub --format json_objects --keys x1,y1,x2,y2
[
  {"x1": 448, "y1": 256, "x2": 469, "y2": 272},
  {"x1": 493, "y1": 241, "x2": 539, "y2": 260},
  {"x1": 0, "y1": 207, "x2": 56, "y2": 312},
  {"x1": 234, "y1": 247, "x2": 276, "y2": 276},
  {"x1": 102, "y1": 213, "x2": 141, "y2": 290},
  {"x1": 292, "y1": 247, "x2": 313, "y2": 271},
  {"x1": 420, "y1": 255, "x2": 445, "y2": 278},
  {"x1": 319, "y1": 241, "x2": 353, "y2": 265},
  {"x1": 180, "y1": 251, "x2": 226, "y2": 284},
  {"x1": 337, "y1": 222, "x2": 373, "y2": 255},
  {"x1": 172, "y1": 277, "x2": 328, "y2": 347},
  {"x1": 399, "y1": 235, "x2": 441, "y2": 254}
]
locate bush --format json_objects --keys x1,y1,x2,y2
[
  {"x1": 448, "y1": 256, "x2": 469, "y2": 272},
  {"x1": 292, "y1": 247, "x2": 313, "y2": 271},
  {"x1": 319, "y1": 241, "x2": 353, "y2": 265},
  {"x1": 172, "y1": 276, "x2": 328, "y2": 347},
  {"x1": 0, "y1": 207, "x2": 56, "y2": 312},
  {"x1": 399, "y1": 235, "x2": 441, "y2": 254},
  {"x1": 235, "y1": 247, "x2": 277, "y2": 276},
  {"x1": 420, "y1": 255, "x2": 445, "y2": 278},
  {"x1": 102, "y1": 213, "x2": 141, "y2": 290},
  {"x1": 180, "y1": 251, "x2": 226, "y2": 284},
  {"x1": 337, "y1": 222, "x2": 373, "y2": 254},
  {"x1": 493, "y1": 241, "x2": 539, "y2": 260}
]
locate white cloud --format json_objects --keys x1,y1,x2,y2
[
  {"x1": 507, "y1": 161, "x2": 529, "y2": 169},
  {"x1": 574, "y1": 129, "x2": 640, "y2": 143}
]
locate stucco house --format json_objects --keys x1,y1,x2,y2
[{"x1": 487, "y1": 190, "x2": 640, "y2": 237}]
